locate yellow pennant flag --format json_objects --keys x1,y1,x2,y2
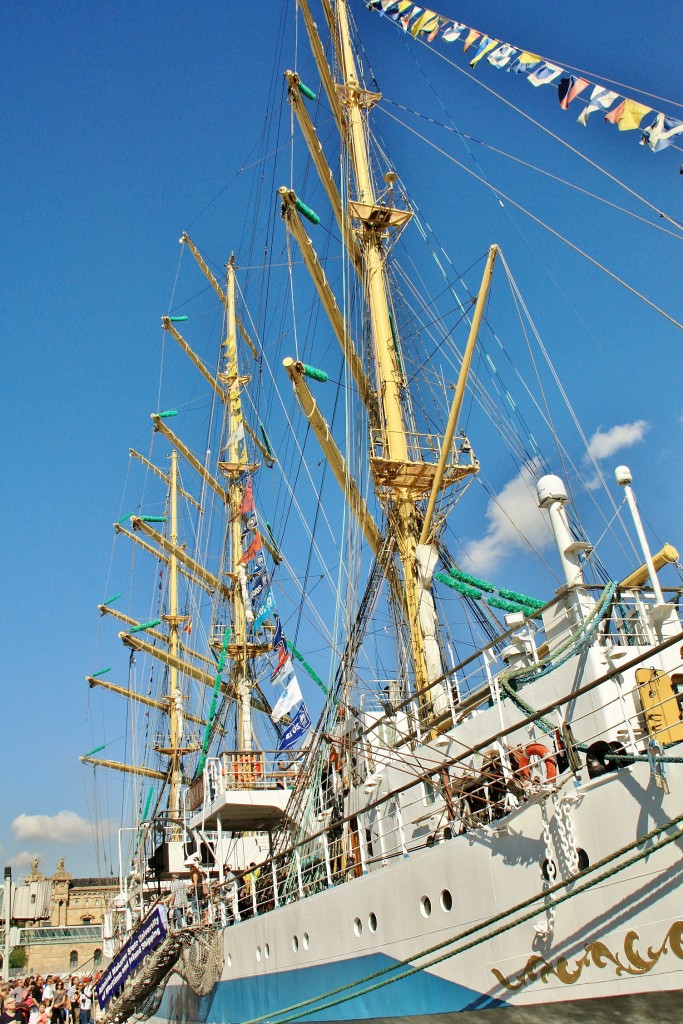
[
  {"x1": 617, "y1": 98, "x2": 652, "y2": 131},
  {"x1": 463, "y1": 28, "x2": 481, "y2": 51},
  {"x1": 411, "y1": 10, "x2": 440, "y2": 37},
  {"x1": 471, "y1": 38, "x2": 499, "y2": 67}
]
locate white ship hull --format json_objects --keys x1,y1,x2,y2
[{"x1": 149, "y1": 761, "x2": 682, "y2": 1023}]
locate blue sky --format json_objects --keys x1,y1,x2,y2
[{"x1": 2, "y1": 0, "x2": 681, "y2": 879}]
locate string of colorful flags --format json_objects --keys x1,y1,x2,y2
[
  {"x1": 366, "y1": 2, "x2": 683, "y2": 158},
  {"x1": 237, "y1": 474, "x2": 312, "y2": 752}
]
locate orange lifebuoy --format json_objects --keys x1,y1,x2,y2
[
  {"x1": 524, "y1": 743, "x2": 557, "y2": 782},
  {"x1": 508, "y1": 747, "x2": 530, "y2": 781}
]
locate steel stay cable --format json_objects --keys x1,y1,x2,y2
[
  {"x1": 259, "y1": 628, "x2": 683, "y2": 870},
  {"x1": 378, "y1": 106, "x2": 683, "y2": 331},
  {"x1": 401, "y1": 26, "x2": 682, "y2": 230},
  {"x1": 245, "y1": 812, "x2": 683, "y2": 1024},
  {"x1": 381, "y1": 99, "x2": 683, "y2": 243},
  {"x1": 273, "y1": 825, "x2": 683, "y2": 1023}
]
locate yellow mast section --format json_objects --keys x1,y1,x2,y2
[
  {"x1": 334, "y1": 0, "x2": 444, "y2": 720},
  {"x1": 223, "y1": 258, "x2": 253, "y2": 752},
  {"x1": 166, "y1": 450, "x2": 183, "y2": 820}
]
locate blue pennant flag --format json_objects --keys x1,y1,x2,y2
[
  {"x1": 277, "y1": 702, "x2": 311, "y2": 752},
  {"x1": 253, "y1": 588, "x2": 275, "y2": 630},
  {"x1": 249, "y1": 566, "x2": 269, "y2": 604}
]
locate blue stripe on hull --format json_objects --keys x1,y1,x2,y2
[{"x1": 158, "y1": 954, "x2": 506, "y2": 1023}]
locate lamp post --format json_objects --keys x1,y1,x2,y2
[{"x1": 3, "y1": 866, "x2": 11, "y2": 982}]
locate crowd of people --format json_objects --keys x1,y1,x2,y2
[{"x1": 0, "y1": 975, "x2": 99, "y2": 1024}]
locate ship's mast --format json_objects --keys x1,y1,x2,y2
[
  {"x1": 223, "y1": 257, "x2": 252, "y2": 751},
  {"x1": 335, "y1": 0, "x2": 446, "y2": 720},
  {"x1": 165, "y1": 449, "x2": 183, "y2": 819}
]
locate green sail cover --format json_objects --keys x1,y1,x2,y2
[
  {"x1": 297, "y1": 80, "x2": 317, "y2": 101},
  {"x1": 294, "y1": 197, "x2": 320, "y2": 225},
  {"x1": 487, "y1": 595, "x2": 542, "y2": 618},
  {"x1": 498, "y1": 587, "x2": 545, "y2": 609},
  {"x1": 129, "y1": 618, "x2": 162, "y2": 634},
  {"x1": 300, "y1": 363, "x2": 329, "y2": 383},
  {"x1": 449, "y1": 567, "x2": 496, "y2": 593},
  {"x1": 435, "y1": 572, "x2": 482, "y2": 601}
]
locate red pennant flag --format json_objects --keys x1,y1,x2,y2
[
  {"x1": 241, "y1": 478, "x2": 254, "y2": 515},
  {"x1": 238, "y1": 533, "x2": 262, "y2": 564}
]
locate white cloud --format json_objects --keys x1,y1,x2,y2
[
  {"x1": 12, "y1": 811, "x2": 94, "y2": 843},
  {"x1": 461, "y1": 464, "x2": 552, "y2": 573},
  {"x1": 587, "y1": 420, "x2": 648, "y2": 461},
  {"x1": 10, "y1": 851, "x2": 42, "y2": 868}
]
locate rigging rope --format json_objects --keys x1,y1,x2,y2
[
  {"x1": 378, "y1": 106, "x2": 683, "y2": 331},
  {"x1": 400, "y1": 25, "x2": 683, "y2": 231},
  {"x1": 243, "y1": 811, "x2": 683, "y2": 1024}
]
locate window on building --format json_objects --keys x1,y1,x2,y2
[
  {"x1": 73, "y1": 899, "x2": 79, "y2": 907},
  {"x1": 94, "y1": 898, "x2": 100, "y2": 906},
  {"x1": 30, "y1": 894, "x2": 36, "y2": 904},
  {"x1": 69, "y1": 951, "x2": 78, "y2": 969},
  {"x1": 85, "y1": 899, "x2": 90, "y2": 907},
  {"x1": 94, "y1": 949, "x2": 102, "y2": 966}
]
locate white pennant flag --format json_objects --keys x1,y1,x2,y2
[{"x1": 271, "y1": 672, "x2": 302, "y2": 723}]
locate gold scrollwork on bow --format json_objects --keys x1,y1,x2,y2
[{"x1": 492, "y1": 920, "x2": 683, "y2": 991}]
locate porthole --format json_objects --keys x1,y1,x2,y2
[
  {"x1": 303, "y1": 932, "x2": 310, "y2": 950},
  {"x1": 292, "y1": 935, "x2": 299, "y2": 952},
  {"x1": 368, "y1": 912, "x2": 377, "y2": 932},
  {"x1": 353, "y1": 917, "x2": 363, "y2": 936},
  {"x1": 264, "y1": 944, "x2": 270, "y2": 959},
  {"x1": 440, "y1": 889, "x2": 453, "y2": 912},
  {"x1": 577, "y1": 849, "x2": 589, "y2": 871},
  {"x1": 256, "y1": 946, "x2": 262, "y2": 962},
  {"x1": 420, "y1": 895, "x2": 432, "y2": 918}
]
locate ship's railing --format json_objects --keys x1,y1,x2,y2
[
  {"x1": 371, "y1": 585, "x2": 678, "y2": 742},
  {"x1": 178, "y1": 662, "x2": 681, "y2": 928},
  {"x1": 369, "y1": 427, "x2": 475, "y2": 468},
  {"x1": 177, "y1": 595, "x2": 681, "y2": 928},
  {"x1": 18, "y1": 924, "x2": 103, "y2": 944},
  {"x1": 188, "y1": 751, "x2": 299, "y2": 811}
]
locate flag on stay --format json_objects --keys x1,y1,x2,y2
[
  {"x1": 487, "y1": 43, "x2": 517, "y2": 69},
  {"x1": 277, "y1": 702, "x2": 311, "y2": 752},
  {"x1": 508, "y1": 50, "x2": 540, "y2": 74},
  {"x1": 605, "y1": 98, "x2": 652, "y2": 131},
  {"x1": 641, "y1": 113, "x2": 683, "y2": 152},
  {"x1": 527, "y1": 62, "x2": 564, "y2": 87},
  {"x1": 238, "y1": 533, "x2": 262, "y2": 564},
  {"x1": 253, "y1": 587, "x2": 275, "y2": 631},
  {"x1": 375, "y1": 1, "x2": 413, "y2": 23},
  {"x1": 240, "y1": 477, "x2": 254, "y2": 515},
  {"x1": 271, "y1": 651, "x2": 294, "y2": 688},
  {"x1": 272, "y1": 618, "x2": 289, "y2": 676},
  {"x1": 558, "y1": 76, "x2": 590, "y2": 110},
  {"x1": 224, "y1": 422, "x2": 245, "y2": 451},
  {"x1": 249, "y1": 565, "x2": 268, "y2": 603},
  {"x1": 441, "y1": 21, "x2": 465, "y2": 42},
  {"x1": 410, "y1": 10, "x2": 440, "y2": 39},
  {"x1": 401, "y1": 6, "x2": 421, "y2": 31},
  {"x1": 462, "y1": 28, "x2": 480, "y2": 52},
  {"x1": 577, "y1": 86, "x2": 619, "y2": 126},
  {"x1": 271, "y1": 672, "x2": 302, "y2": 723},
  {"x1": 470, "y1": 36, "x2": 498, "y2": 68}
]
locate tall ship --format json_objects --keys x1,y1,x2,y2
[{"x1": 82, "y1": 2, "x2": 682, "y2": 1021}]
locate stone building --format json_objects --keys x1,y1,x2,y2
[{"x1": 6, "y1": 858, "x2": 118, "y2": 975}]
